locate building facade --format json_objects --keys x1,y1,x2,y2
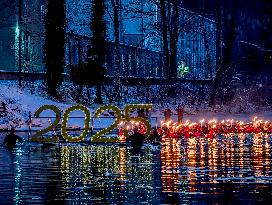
[
  {"x1": 0, "y1": 0, "x2": 46, "y2": 72},
  {"x1": 0, "y1": 0, "x2": 216, "y2": 80}
]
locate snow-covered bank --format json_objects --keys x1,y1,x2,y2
[
  {"x1": 0, "y1": 81, "x2": 72, "y2": 130},
  {"x1": 1, "y1": 80, "x2": 272, "y2": 131}
]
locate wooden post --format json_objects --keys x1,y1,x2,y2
[
  {"x1": 91, "y1": 117, "x2": 94, "y2": 137},
  {"x1": 177, "y1": 105, "x2": 184, "y2": 123},
  {"x1": 27, "y1": 111, "x2": 31, "y2": 142},
  {"x1": 163, "y1": 108, "x2": 172, "y2": 121},
  {"x1": 137, "y1": 109, "x2": 146, "y2": 118}
]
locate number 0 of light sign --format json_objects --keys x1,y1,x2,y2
[{"x1": 30, "y1": 104, "x2": 153, "y2": 143}]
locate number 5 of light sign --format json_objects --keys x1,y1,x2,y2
[{"x1": 30, "y1": 104, "x2": 153, "y2": 143}]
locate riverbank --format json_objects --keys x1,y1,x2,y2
[{"x1": 1, "y1": 80, "x2": 272, "y2": 131}]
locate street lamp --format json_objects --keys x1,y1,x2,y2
[{"x1": 15, "y1": 24, "x2": 20, "y2": 35}]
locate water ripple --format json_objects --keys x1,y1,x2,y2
[{"x1": 1, "y1": 133, "x2": 272, "y2": 204}]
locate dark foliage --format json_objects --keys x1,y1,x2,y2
[
  {"x1": 69, "y1": 61, "x2": 105, "y2": 86},
  {"x1": 112, "y1": 0, "x2": 122, "y2": 103},
  {"x1": 181, "y1": 0, "x2": 272, "y2": 106},
  {"x1": 160, "y1": 0, "x2": 179, "y2": 80},
  {"x1": 44, "y1": 0, "x2": 66, "y2": 97},
  {"x1": 87, "y1": 0, "x2": 107, "y2": 104},
  {"x1": 209, "y1": 0, "x2": 238, "y2": 106}
]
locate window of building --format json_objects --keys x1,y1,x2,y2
[
  {"x1": 41, "y1": 5, "x2": 46, "y2": 22},
  {"x1": 136, "y1": 55, "x2": 139, "y2": 76},
  {"x1": 24, "y1": 32, "x2": 31, "y2": 61},
  {"x1": 128, "y1": 54, "x2": 132, "y2": 73},
  {"x1": 67, "y1": 41, "x2": 72, "y2": 65},
  {"x1": 154, "y1": 5, "x2": 158, "y2": 21},
  {"x1": 72, "y1": 45, "x2": 78, "y2": 64},
  {"x1": 24, "y1": 0, "x2": 29, "y2": 16},
  {"x1": 121, "y1": 54, "x2": 125, "y2": 75}
]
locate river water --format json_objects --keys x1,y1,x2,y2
[{"x1": 1, "y1": 133, "x2": 272, "y2": 204}]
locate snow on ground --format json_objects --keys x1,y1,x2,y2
[
  {"x1": 0, "y1": 81, "x2": 131, "y2": 131},
  {"x1": 1, "y1": 80, "x2": 272, "y2": 132},
  {"x1": 0, "y1": 81, "x2": 72, "y2": 130}
]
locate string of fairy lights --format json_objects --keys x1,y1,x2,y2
[
  {"x1": 61, "y1": 105, "x2": 91, "y2": 142},
  {"x1": 30, "y1": 104, "x2": 153, "y2": 143}
]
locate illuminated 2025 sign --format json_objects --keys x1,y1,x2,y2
[{"x1": 30, "y1": 104, "x2": 153, "y2": 143}]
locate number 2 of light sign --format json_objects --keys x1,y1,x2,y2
[{"x1": 30, "y1": 104, "x2": 153, "y2": 143}]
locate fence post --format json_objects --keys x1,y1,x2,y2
[
  {"x1": 164, "y1": 109, "x2": 172, "y2": 121},
  {"x1": 91, "y1": 116, "x2": 94, "y2": 137},
  {"x1": 27, "y1": 111, "x2": 32, "y2": 142},
  {"x1": 177, "y1": 105, "x2": 184, "y2": 123}
]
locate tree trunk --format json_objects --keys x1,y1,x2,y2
[
  {"x1": 76, "y1": 84, "x2": 83, "y2": 103},
  {"x1": 169, "y1": 0, "x2": 179, "y2": 79},
  {"x1": 88, "y1": 0, "x2": 107, "y2": 104},
  {"x1": 45, "y1": 0, "x2": 66, "y2": 98},
  {"x1": 94, "y1": 84, "x2": 103, "y2": 104},
  {"x1": 112, "y1": 0, "x2": 122, "y2": 103},
  {"x1": 209, "y1": 1, "x2": 237, "y2": 106},
  {"x1": 160, "y1": 0, "x2": 170, "y2": 78}
]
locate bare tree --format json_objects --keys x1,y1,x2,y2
[
  {"x1": 111, "y1": 0, "x2": 122, "y2": 103},
  {"x1": 209, "y1": 0, "x2": 238, "y2": 106},
  {"x1": 87, "y1": 0, "x2": 107, "y2": 104}
]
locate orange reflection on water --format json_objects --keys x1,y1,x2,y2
[
  {"x1": 57, "y1": 133, "x2": 272, "y2": 201},
  {"x1": 252, "y1": 133, "x2": 264, "y2": 178},
  {"x1": 187, "y1": 138, "x2": 197, "y2": 193},
  {"x1": 119, "y1": 147, "x2": 126, "y2": 182},
  {"x1": 161, "y1": 139, "x2": 181, "y2": 193},
  {"x1": 207, "y1": 138, "x2": 219, "y2": 181}
]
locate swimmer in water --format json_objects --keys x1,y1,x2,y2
[{"x1": 3, "y1": 128, "x2": 23, "y2": 150}]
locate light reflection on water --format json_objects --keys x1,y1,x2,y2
[{"x1": 1, "y1": 133, "x2": 272, "y2": 204}]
